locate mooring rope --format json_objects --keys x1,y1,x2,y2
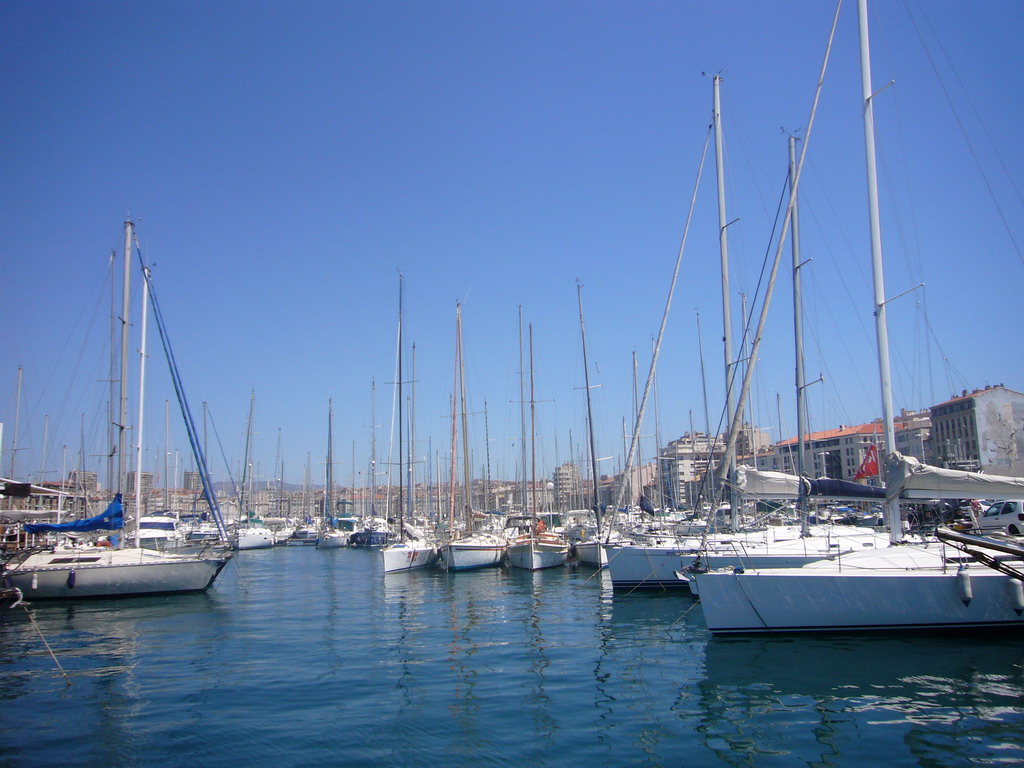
[{"x1": 18, "y1": 601, "x2": 72, "y2": 687}]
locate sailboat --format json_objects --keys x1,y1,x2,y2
[
  {"x1": 438, "y1": 303, "x2": 505, "y2": 571},
  {"x1": 234, "y1": 392, "x2": 275, "y2": 550},
  {"x1": 317, "y1": 400, "x2": 349, "y2": 549},
  {"x1": 349, "y1": 381, "x2": 392, "y2": 549},
  {"x1": 692, "y1": 0, "x2": 1024, "y2": 634},
  {"x1": 506, "y1": 320, "x2": 568, "y2": 570},
  {"x1": 569, "y1": 283, "x2": 609, "y2": 568},
  {"x1": 1, "y1": 221, "x2": 232, "y2": 599},
  {"x1": 605, "y1": 74, "x2": 840, "y2": 589},
  {"x1": 382, "y1": 275, "x2": 438, "y2": 573}
]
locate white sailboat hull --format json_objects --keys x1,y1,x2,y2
[
  {"x1": 438, "y1": 535, "x2": 505, "y2": 571},
  {"x1": 287, "y1": 527, "x2": 319, "y2": 546},
  {"x1": 695, "y1": 556, "x2": 1024, "y2": 634},
  {"x1": 316, "y1": 532, "x2": 350, "y2": 549},
  {"x1": 382, "y1": 543, "x2": 438, "y2": 573},
  {"x1": 607, "y1": 526, "x2": 889, "y2": 590},
  {"x1": 1, "y1": 546, "x2": 231, "y2": 599},
  {"x1": 573, "y1": 540, "x2": 608, "y2": 568},
  {"x1": 607, "y1": 543, "x2": 830, "y2": 590},
  {"x1": 235, "y1": 527, "x2": 275, "y2": 550},
  {"x1": 507, "y1": 536, "x2": 567, "y2": 571}
]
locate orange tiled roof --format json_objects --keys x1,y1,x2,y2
[{"x1": 776, "y1": 422, "x2": 881, "y2": 448}]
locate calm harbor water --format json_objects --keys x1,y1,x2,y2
[{"x1": 3, "y1": 546, "x2": 1023, "y2": 767}]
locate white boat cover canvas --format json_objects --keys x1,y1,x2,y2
[
  {"x1": 885, "y1": 452, "x2": 1024, "y2": 500},
  {"x1": 737, "y1": 466, "x2": 886, "y2": 500},
  {"x1": 736, "y1": 466, "x2": 801, "y2": 499}
]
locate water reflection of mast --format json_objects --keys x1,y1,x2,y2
[
  {"x1": 442, "y1": 570, "x2": 501, "y2": 742},
  {"x1": 525, "y1": 572, "x2": 556, "y2": 743},
  {"x1": 387, "y1": 571, "x2": 427, "y2": 719},
  {"x1": 591, "y1": 570, "x2": 616, "y2": 754}
]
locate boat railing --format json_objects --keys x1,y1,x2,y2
[{"x1": 2, "y1": 546, "x2": 50, "y2": 569}]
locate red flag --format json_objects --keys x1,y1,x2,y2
[{"x1": 854, "y1": 444, "x2": 879, "y2": 480}]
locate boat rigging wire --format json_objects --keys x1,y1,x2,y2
[
  {"x1": 136, "y1": 249, "x2": 228, "y2": 541},
  {"x1": 901, "y1": 0, "x2": 1024, "y2": 267},
  {"x1": 712, "y1": 0, "x2": 842, "y2": 511},
  {"x1": 611, "y1": 120, "x2": 713, "y2": 512}
]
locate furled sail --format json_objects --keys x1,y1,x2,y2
[
  {"x1": 885, "y1": 452, "x2": 1024, "y2": 500},
  {"x1": 806, "y1": 477, "x2": 885, "y2": 500},
  {"x1": 737, "y1": 466, "x2": 886, "y2": 500},
  {"x1": 736, "y1": 466, "x2": 802, "y2": 499}
]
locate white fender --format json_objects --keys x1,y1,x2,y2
[
  {"x1": 1008, "y1": 578, "x2": 1024, "y2": 616},
  {"x1": 957, "y1": 565, "x2": 972, "y2": 606}
]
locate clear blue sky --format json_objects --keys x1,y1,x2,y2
[{"x1": 2, "y1": 0, "x2": 1022, "y2": 492}]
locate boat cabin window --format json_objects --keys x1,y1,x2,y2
[
  {"x1": 140, "y1": 521, "x2": 177, "y2": 531},
  {"x1": 48, "y1": 556, "x2": 103, "y2": 564}
]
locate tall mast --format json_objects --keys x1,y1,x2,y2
[
  {"x1": 202, "y1": 402, "x2": 208, "y2": 477},
  {"x1": 164, "y1": 400, "x2": 171, "y2": 511},
  {"x1": 107, "y1": 252, "x2": 117, "y2": 493},
  {"x1": 483, "y1": 400, "x2": 492, "y2": 513},
  {"x1": 240, "y1": 390, "x2": 255, "y2": 519},
  {"x1": 9, "y1": 367, "x2": 22, "y2": 479},
  {"x1": 276, "y1": 427, "x2": 283, "y2": 517},
  {"x1": 304, "y1": 452, "x2": 311, "y2": 518},
  {"x1": 858, "y1": 0, "x2": 900, "y2": 542},
  {"x1": 37, "y1": 414, "x2": 49, "y2": 482},
  {"x1": 529, "y1": 323, "x2": 537, "y2": 519},
  {"x1": 688, "y1": 410, "x2": 697, "y2": 509},
  {"x1": 397, "y1": 275, "x2": 404, "y2": 540},
  {"x1": 107, "y1": 251, "x2": 116, "y2": 493},
  {"x1": 740, "y1": 292, "x2": 755, "y2": 468},
  {"x1": 408, "y1": 341, "x2": 416, "y2": 527},
  {"x1": 426, "y1": 439, "x2": 434, "y2": 522},
  {"x1": 711, "y1": 1, "x2": 840, "y2": 528},
  {"x1": 369, "y1": 378, "x2": 377, "y2": 519},
  {"x1": 652, "y1": 336, "x2": 664, "y2": 508},
  {"x1": 447, "y1": 306, "x2": 459, "y2": 532},
  {"x1": 118, "y1": 219, "x2": 133, "y2": 496},
  {"x1": 631, "y1": 350, "x2": 638, "y2": 503},
  {"x1": 577, "y1": 282, "x2": 602, "y2": 534},
  {"x1": 133, "y1": 265, "x2": 150, "y2": 533},
  {"x1": 78, "y1": 413, "x2": 86, "y2": 503},
  {"x1": 448, "y1": 391, "x2": 457, "y2": 532},
  {"x1": 326, "y1": 400, "x2": 333, "y2": 527},
  {"x1": 790, "y1": 135, "x2": 810, "y2": 535},
  {"x1": 457, "y1": 303, "x2": 473, "y2": 532},
  {"x1": 518, "y1": 306, "x2": 528, "y2": 514},
  {"x1": 695, "y1": 311, "x2": 716, "y2": 506},
  {"x1": 713, "y1": 76, "x2": 738, "y2": 529}
]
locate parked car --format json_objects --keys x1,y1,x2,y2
[{"x1": 975, "y1": 499, "x2": 1024, "y2": 535}]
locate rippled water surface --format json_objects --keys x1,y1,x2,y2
[{"x1": 2, "y1": 546, "x2": 1023, "y2": 767}]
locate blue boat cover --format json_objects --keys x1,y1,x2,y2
[
  {"x1": 806, "y1": 478, "x2": 886, "y2": 499},
  {"x1": 25, "y1": 494, "x2": 125, "y2": 534}
]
